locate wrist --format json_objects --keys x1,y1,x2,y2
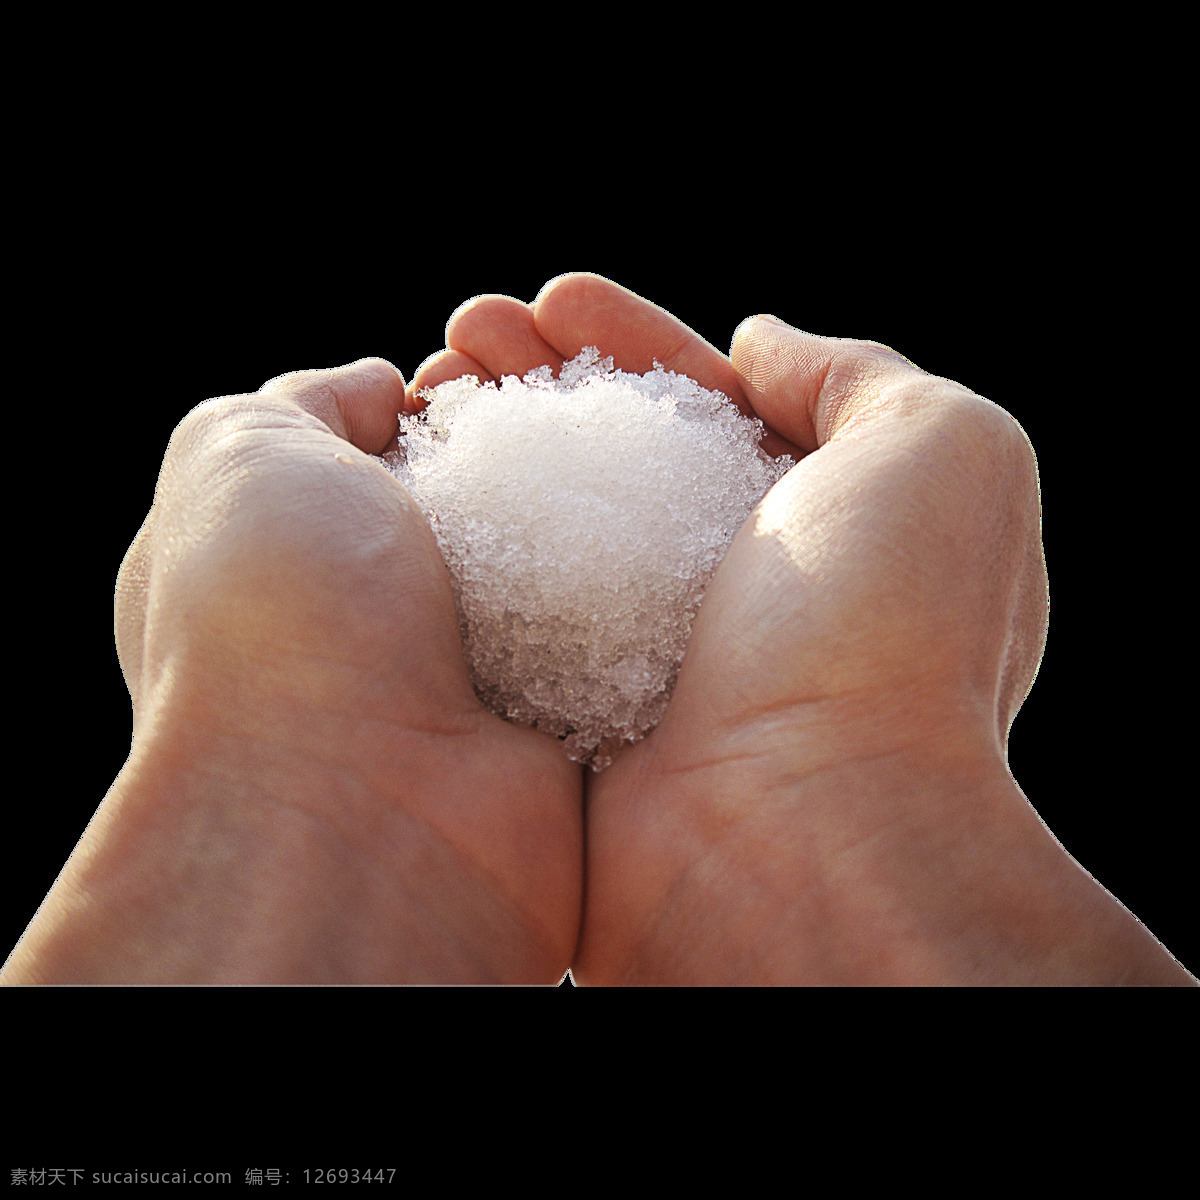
[
  {"x1": 581, "y1": 737, "x2": 1194, "y2": 986},
  {"x1": 2, "y1": 706, "x2": 571, "y2": 985},
  {"x1": 2, "y1": 730, "x2": 376, "y2": 983}
]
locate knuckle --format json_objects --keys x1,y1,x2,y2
[
  {"x1": 168, "y1": 393, "x2": 253, "y2": 451},
  {"x1": 159, "y1": 394, "x2": 291, "y2": 503},
  {"x1": 824, "y1": 340, "x2": 916, "y2": 401},
  {"x1": 936, "y1": 393, "x2": 1043, "y2": 517},
  {"x1": 261, "y1": 367, "x2": 336, "y2": 408},
  {"x1": 160, "y1": 398, "x2": 234, "y2": 482},
  {"x1": 867, "y1": 373, "x2": 1042, "y2": 506},
  {"x1": 951, "y1": 392, "x2": 1038, "y2": 469}
]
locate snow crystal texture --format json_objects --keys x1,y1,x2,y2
[{"x1": 384, "y1": 348, "x2": 793, "y2": 769}]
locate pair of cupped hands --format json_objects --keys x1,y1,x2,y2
[{"x1": 5, "y1": 274, "x2": 1189, "y2": 986}]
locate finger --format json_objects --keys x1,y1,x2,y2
[
  {"x1": 730, "y1": 316, "x2": 927, "y2": 454},
  {"x1": 259, "y1": 357, "x2": 405, "y2": 454},
  {"x1": 446, "y1": 293, "x2": 563, "y2": 381},
  {"x1": 405, "y1": 348, "x2": 493, "y2": 415},
  {"x1": 534, "y1": 273, "x2": 803, "y2": 459},
  {"x1": 534, "y1": 272, "x2": 744, "y2": 401}
]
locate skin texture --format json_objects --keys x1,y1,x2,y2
[
  {"x1": 3, "y1": 360, "x2": 582, "y2": 983},
  {"x1": 2, "y1": 274, "x2": 1193, "y2": 985}
]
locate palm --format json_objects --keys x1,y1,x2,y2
[
  {"x1": 22, "y1": 283, "x2": 1178, "y2": 987},
  {"x1": 411, "y1": 280, "x2": 829, "y2": 980},
  {"x1": 116, "y1": 361, "x2": 582, "y2": 982},
  {"x1": 450, "y1": 273, "x2": 1047, "y2": 985},
  {"x1": 422, "y1": 278, "x2": 846, "y2": 754},
  {"x1": 415, "y1": 276, "x2": 1190, "y2": 989}
]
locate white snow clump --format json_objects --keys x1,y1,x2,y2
[{"x1": 383, "y1": 347, "x2": 793, "y2": 770}]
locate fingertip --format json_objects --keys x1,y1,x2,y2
[
  {"x1": 757, "y1": 314, "x2": 801, "y2": 333},
  {"x1": 406, "y1": 349, "x2": 493, "y2": 415},
  {"x1": 336, "y1": 358, "x2": 408, "y2": 418},
  {"x1": 731, "y1": 314, "x2": 813, "y2": 351},
  {"x1": 446, "y1": 293, "x2": 509, "y2": 339},
  {"x1": 343, "y1": 356, "x2": 406, "y2": 386},
  {"x1": 731, "y1": 316, "x2": 783, "y2": 363},
  {"x1": 446, "y1": 295, "x2": 561, "y2": 381},
  {"x1": 730, "y1": 317, "x2": 834, "y2": 452},
  {"x1": 532, "y1": 273, "x2": 570, "y2": 306},
  {"x1": 260, "y1": 357, "x2": 406, "y2": 396},
  {"x1": 731, "y1": 316, "x2": 926, "y2": 451},
  {"x1": 533, "y1": 271, "x2": 607, "y2": 307},
  {"x1": 259, "y1": 358, "x2": 406, "y2": 454},
  {"x1": 338, "y1": 359, "x2": 406, "y2": 452}
]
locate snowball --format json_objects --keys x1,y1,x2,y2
[{"x1": 383, "y1": 348, "x2": 793, "y2": 770}]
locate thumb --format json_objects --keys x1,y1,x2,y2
[
  {"x1": 730, "y1": 315, "x2": 925, "y2": 453},
  {"x1": 260, "y1": 357, "x2": 406, "y2": 454}
]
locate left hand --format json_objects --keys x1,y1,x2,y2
[{"x1": 2, "y1": 358, "x2": 583, "y2": 984}]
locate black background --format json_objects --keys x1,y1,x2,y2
[{"x1": 6, "y1": 167, "x2": 1193, "y2": 985}]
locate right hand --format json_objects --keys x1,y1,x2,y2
[{"x1": 524, "y1": 274, "x2": 1190, "y2": 986}]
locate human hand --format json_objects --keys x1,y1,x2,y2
[
  {"x1": 471, "y1": 272, "x2": 1189, "y2": 987},
  {"x1": 1, "y1": 360, "x2": 581, "y2": 984}
]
